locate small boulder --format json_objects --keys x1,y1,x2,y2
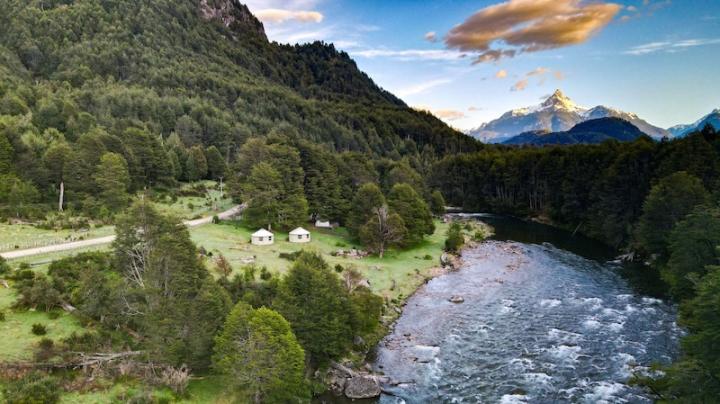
[
  {"x1": 345, "y1": 375, "x2": 381, "y2": 399},
  {"x1": 449, "y1": 295, "x2": 465, "y2": 304}
]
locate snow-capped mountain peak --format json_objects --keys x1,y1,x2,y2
[
  {"x1": 539, "y1": 89, "x2": 586, "y2": 113},
  {"x1": 467, "y1": 90, "x2": 669, "y2": 143}
]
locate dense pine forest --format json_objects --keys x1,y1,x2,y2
[
  {"x1": 0, "y1": 0, "x2": 478, "y2": 220},
  {"x1": 0, "y1": 0, "x2": 718, "y2": 402}
]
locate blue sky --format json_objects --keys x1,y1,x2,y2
[{"x1": 243, "y1": 0, "x2": 720, "y2": 130}]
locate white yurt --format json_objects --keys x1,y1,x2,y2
[
  {"x1": 289, "y1": 227, "x2": 311, "y2": 243},
  {"x1": 251, "y1": 229, "x2": 274, "y2": 245}
]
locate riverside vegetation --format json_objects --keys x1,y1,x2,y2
[{"x1": 0, "y1": 0, "x2": 718, "y2": 402}]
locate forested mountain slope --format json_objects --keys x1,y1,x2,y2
[{"x1": 0, "y1": 0, "x2": 479, "y2": 198}]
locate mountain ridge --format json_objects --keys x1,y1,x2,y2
[
  {"x1": 502, "y1": 117, "x2": 647, "y2": 146},
  {"x1": 468, "y1": 90, "x2": 668, "y2": 143},
  {"x1": 668, "y1": 109, "x2": 720, "y2": 137}
]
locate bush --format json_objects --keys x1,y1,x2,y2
[
  {"x1": 334, "y1": 264, "x2": 344, "y2": 273},
  {"x1": 35, "y1": 338, "x2": 56, "y2": 362},
  {"x1": 0, "y1": 311, "x2": 5, "y2": 321},
  {"x1": 212, "y1": 215, "x2": 220, "y2": 224},
  {"x1": 2, "y1": 371, "x2": 60, "y2": 404},
  {"x1": 0, "y1": 256, "x2": 10, "y2": 275},
  {"x1": 32, "y1": 323, "x2": 48, "y2": 335},
  {"x1": 279, "y1": 251, "x2": 302, "y2": 261},
  {"x1": 423, "y1": 254, "x2": 433, "y2": 260},
  {"x1": 14, "y1": 274, "x2": 64, "y2": 311},
  {"x1": 444, "y1": 222, "x2": 465, "y2": 253}
]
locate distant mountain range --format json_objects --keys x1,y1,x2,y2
[
  {"x1": 668, "y1": 109, "x2": 720, "y2": 137},
  {"x1": 468, "y1": 90, "x2": 669, "y2": 143},
  {"x1": 502, "y1": 117, "x2": 647, "y2": 146}
]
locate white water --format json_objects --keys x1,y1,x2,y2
[{"x1": 374, "y1": 241, "x2": 681, "y2": 403}]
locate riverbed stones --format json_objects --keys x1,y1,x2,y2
[{"x1": 344, "y1": 375, "x2": 381, "y2": 399}]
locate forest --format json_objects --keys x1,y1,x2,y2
[{"x1": 431, "y1": 126, "x2": 720, "y2": 400}]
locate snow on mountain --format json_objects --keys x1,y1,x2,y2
[
  {"x1": 668, "y1": 108, "x2": 720, "y2": 137},
  {"x1": 467, "y1": 90, "x2": 668, "y2": 143}
]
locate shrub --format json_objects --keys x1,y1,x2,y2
[
  {"x1": 0, "y1": 311, "x2": 5, "y2": 321},
  {"x1": 0, "y1": 256, "x2": 10, "y2": 275},
  {"x1": 212, "y1": 215, "x2": 220, "y2": 224},
  {"x1": 444, "y1": 222, "x2": 465, "y2": 253},
  {"x1": 35, "y1": 338, "x2": 56, "y2": 362},
  {"x1": 2, "y1": 371, "x2": 60, "y2": 404},
  {"x1": 279, "y1": 251, "x2": 302, "y2": 261},
  {"x1": 423, "y1": 254, "x2": 433, "y2": 260},
  {"x1": 159, "y1": 365, "x2": 191, "y2": 395},
  {"x1": 32, "y1": 323, "x2": 48, "y2": 335},
  {"x1": 14, "y1": 275, "x2": 63, "y2": 311},
  {"x1": 259, "y1": 266, "x2": 272, "y2": 281},
  {"x1": 334, "y1": 264, "x2": 344, "y2": 273}
]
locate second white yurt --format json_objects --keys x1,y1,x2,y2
[{"x1": 289, "y1": 227, "x2": 311, "y2": 243}]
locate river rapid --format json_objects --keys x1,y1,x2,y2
[{"x1": 372, "y1": 216, "x2": 682, "y2": 403}]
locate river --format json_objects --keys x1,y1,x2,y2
[{"x1": 318, "y1": 215, "x2": 681, "y2": 404}]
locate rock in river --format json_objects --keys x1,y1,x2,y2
[
  {"x1": 345, "y1": 375, "x2": 381, "y2": 399},
  {"x1": 449, "y1": 295, "x2": 465, "y2": 303}
]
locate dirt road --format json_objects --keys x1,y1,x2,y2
[{"x1": 0, "y1": 205, "x2": 244, "y2": 260}]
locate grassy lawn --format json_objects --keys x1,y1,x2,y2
[
  {"x1": 0, "y1": 224, "x2": 115, "y2": 253},
  {"x1": 192, "y1": 220, "x2": 449, "y2": 301},
  {"x1": 0, "y1": 286, "x2": 83, "y2": 363},
  {"x1": 152, "y1": 180, "x2": 234, "y2": 220}
]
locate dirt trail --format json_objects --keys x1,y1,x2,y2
[{"x1": 0, "y1": 205, "x2": 244, "y2": 260}]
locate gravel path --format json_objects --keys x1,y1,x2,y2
[{"x1": 0, "y1": 205, "x2": 244, "y2": 260}]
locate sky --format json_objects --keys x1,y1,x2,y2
[{"x1": 242, "y1": 0, "x2": 720, "y2": 131}]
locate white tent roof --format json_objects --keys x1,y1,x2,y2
[
  {"x1": 289, "y1": 227, "x2": 310, "y2": 236},
  {"x1": 252, "y1": 229, "x2": 274, "y2": 237}
]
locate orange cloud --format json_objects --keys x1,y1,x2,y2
[
  {"x1": 415, "y1": 106, "x2": 466, "y2": 121},
  {"x1": 495, "y1": 69, "x2": 508, "y2": 78},
  {"x1": 511, "y1": 79, "x2": 529, "y2": 91},
  {"x1": 445, "y1": 0, "x2": 621, "y2": 63},
  {"x1": 255, "y1": 9, "x2": 324, "y2": 24}
]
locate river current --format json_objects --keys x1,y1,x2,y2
[{"x1": 373, "y1": 216, "x2": 682, "y2": 404}]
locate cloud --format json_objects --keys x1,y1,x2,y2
[
  {"x1": 255, "y1": 9, "x2": 324, "y2": 24},
  {"x1": 495, "y1": 69, "x2": 508, "y2": 78},
  {"x1": 351, "y1": 49, "x2": 463, "y2": 62},
  {"x1": 510, "y1": 66, "x2": 563, "y2": 91},
  {"x1": 468, "y1": 106, "x2": 483, "y2": 112},
  {"x1": 396, "y1": 79, "x2": 452, "y2": 97},
  {"x1": 511, "y1": 79, "x2": 529, "y2": 91},
  {"x1": 445, "y1": 0, "x2": 621, "y2": 64},
  {"x1": 425, "y1": 31, "x2": 438, "y2": 42},
  {"x1": 414, "y1": 106, "x2": 466, "y2": 121},
  {"x1": 624, "y1": 38, "x2": 720, "y2": 55}
]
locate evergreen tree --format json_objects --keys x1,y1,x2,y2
[
  {"x1": 430, "y1": 190, "x2": 446, "y2": 215},
  {"x1": 213, "y1": 304, "x2": 309, "y2": 403},
  {"x1": 113, "y1": 202, "x2": 230, "y2": 369},
  {"x1": 241, "y1": 162, "x2": 282, "y2": 229},
  {"x1": 0, "y1": 132, "x2": 13, "y2": 174},
  {"x1": 205, "y1": 145, "x2": 226, "y2": 180},
  {"x1": 274, "y1": 252, "x2": 354, "y2": 367},
  {"x1": 347, "y1": 183, "x2": 385, "y2": 238},
  {"x1": 186, "y1": 145, "x2": 208, "y2": 181},
  {"x1": 662, "y1": 207, "x2": 720, "y2": 299},
  {"x1": 387, "y1": 183, "x2": 435, "y2": 245},
  {"x1": 43, "y1": 141, "x2": 72, "y2": 211},
  {"x1": 94, "y1": 152, "x2": 131, "y2": 211},
  {"x1": 636, "y1": 172, "x2": 709, "y2": 256}
]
